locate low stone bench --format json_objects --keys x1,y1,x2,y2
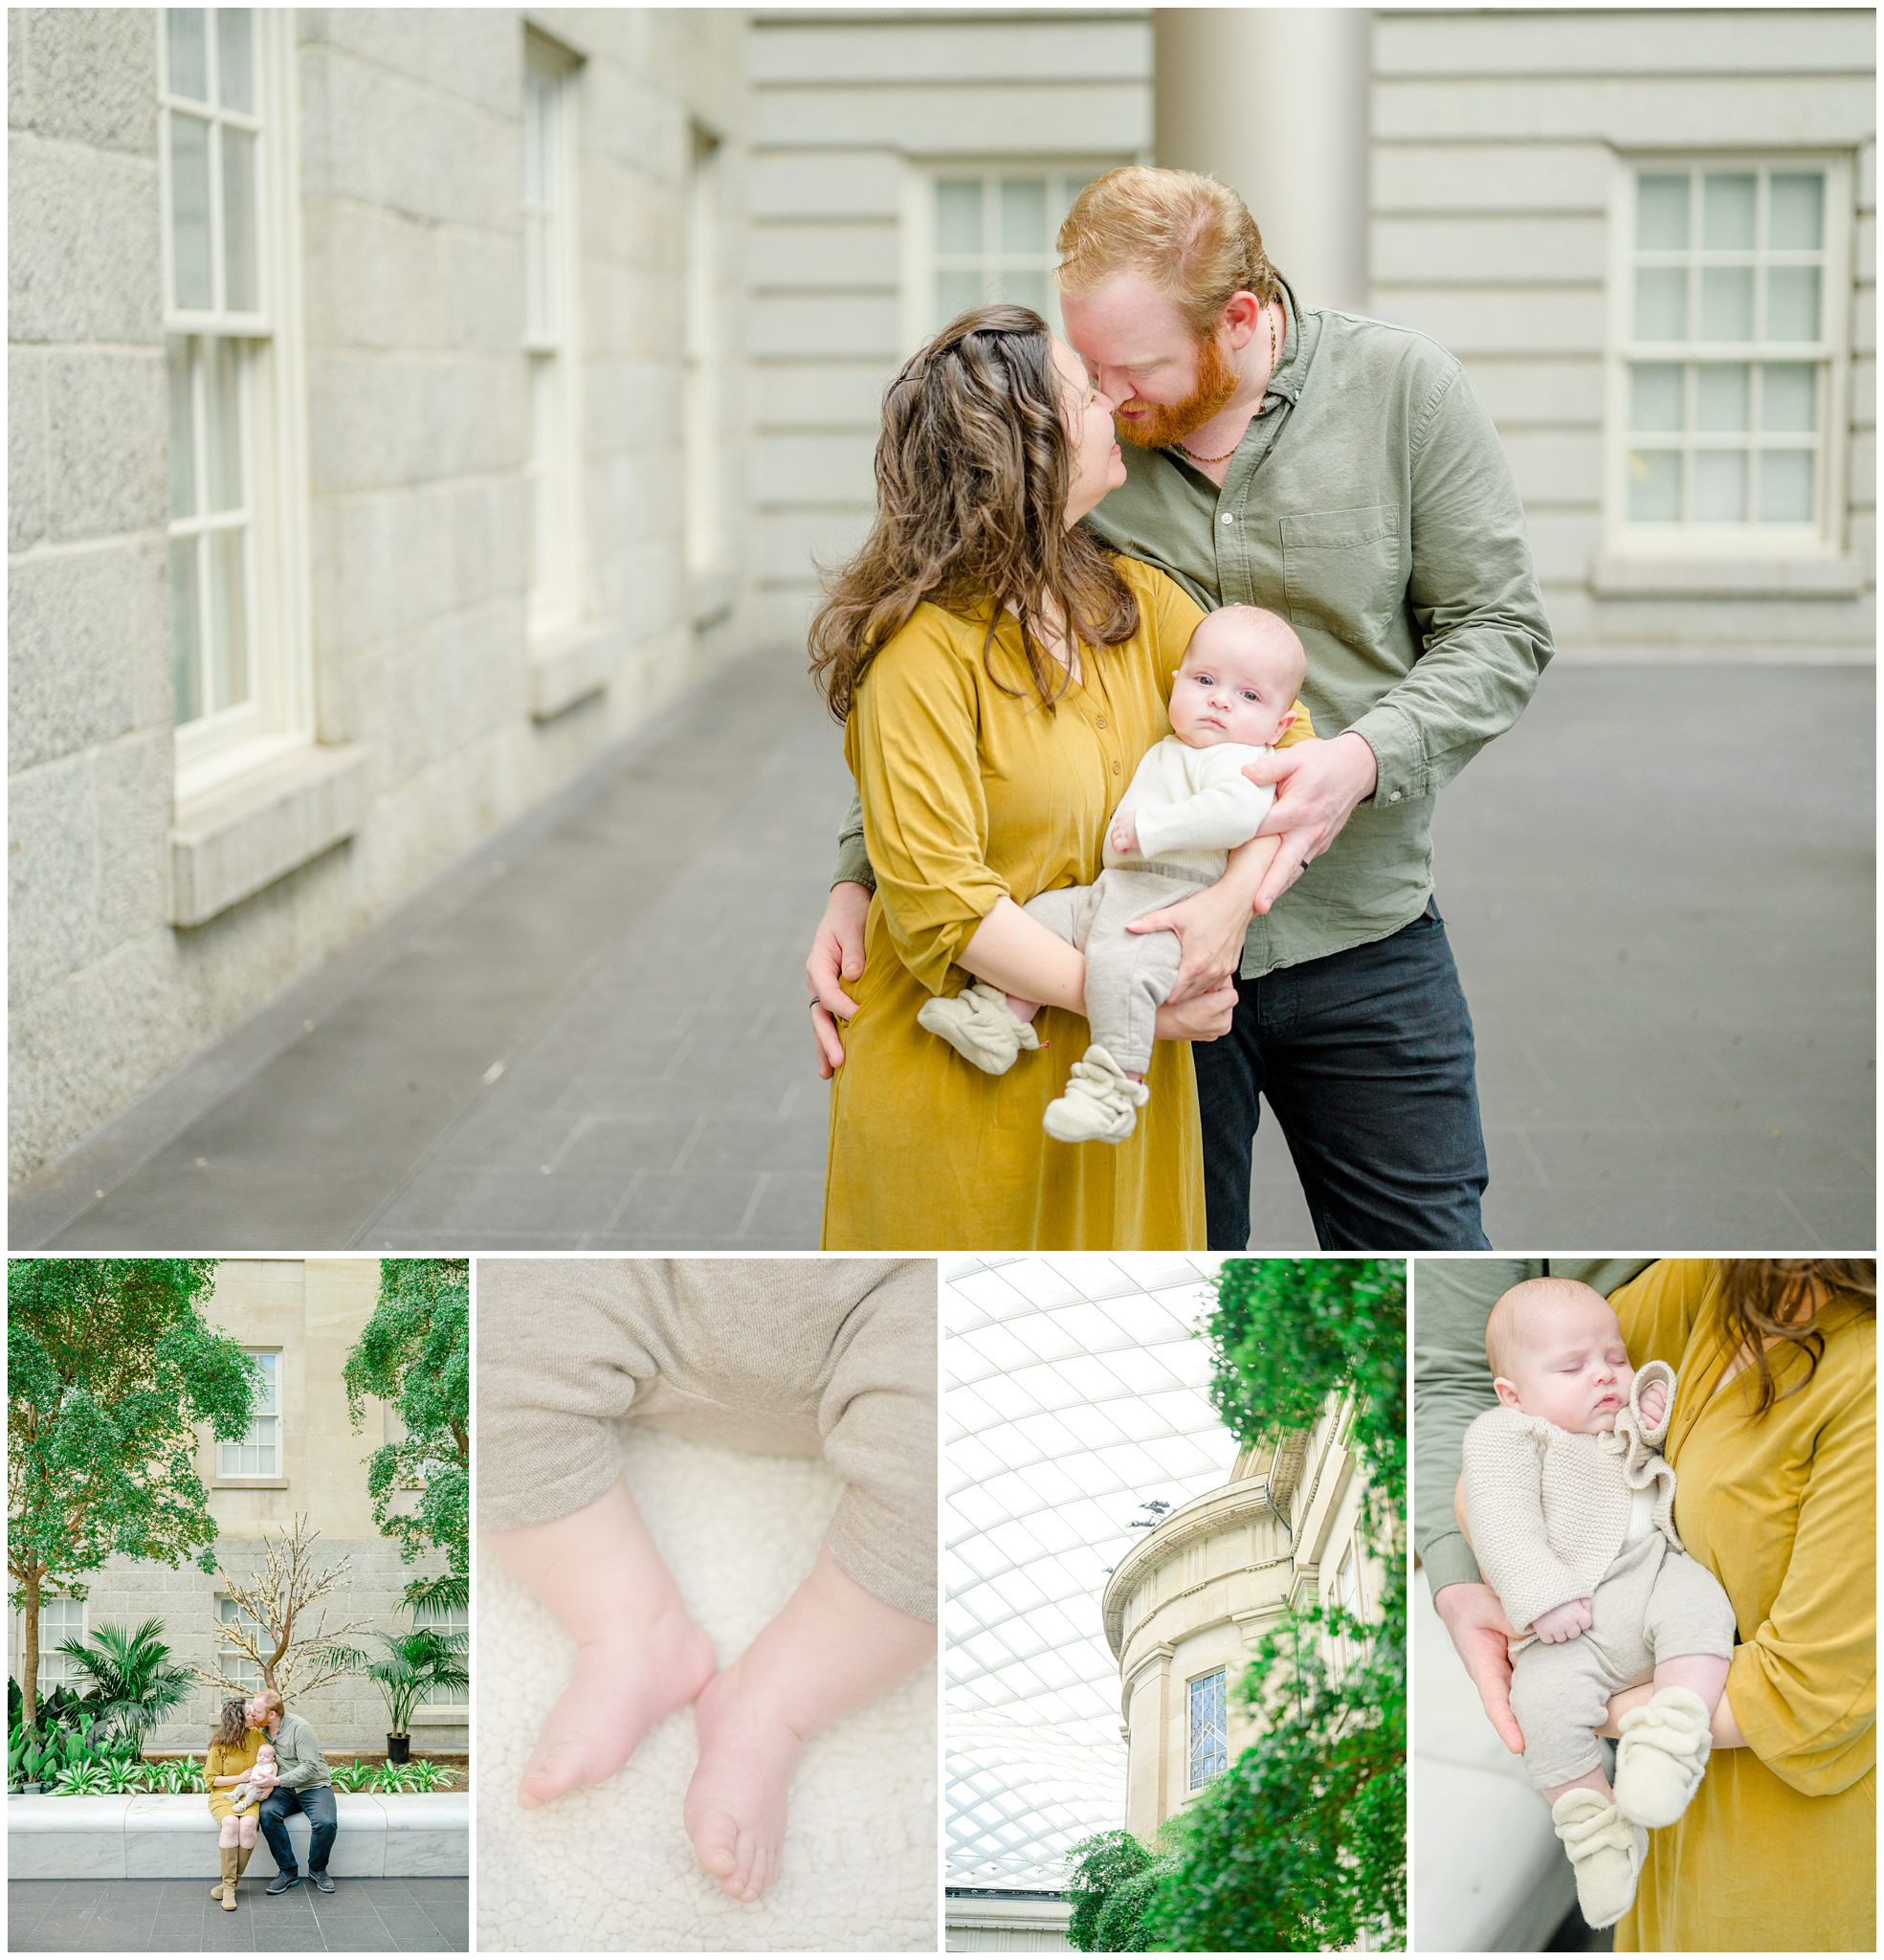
[{"x1": 8, "y1": 1793, "x2": 469, "y2": 1880}]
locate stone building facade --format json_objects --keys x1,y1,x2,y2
[
  {"x1": 9, "y1": 1258, "x2": 465, "y2": 1755},
  {"x1": 1101, "y1": 1392, "x2": 1381, "y2": 1843}
]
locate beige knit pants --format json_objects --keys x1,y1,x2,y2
[
  {"x1": 1508, "y1": 1531, "x2": 1737, "y2": 1791},
  {"x1": 477, "y1": 1258, "x2": 937, "y2": 1622}
]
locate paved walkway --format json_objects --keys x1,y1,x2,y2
[
  {"x1": 11, "y1": 654, "x2": 1873, "y2": 1252},
  {"x1": 7, "y1": 1876, "x2": 467, "y2": 1951}
]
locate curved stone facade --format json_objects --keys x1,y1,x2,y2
[{"x1": 1101, "y1": 1395, "x2": 1381, "y2": 1842}]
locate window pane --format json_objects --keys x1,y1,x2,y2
[
  {"x1": 999, "y1": 178, "x2": 1048, "y2": 255},
  {"x1": 1635, "y1": 173, "x2": 1689, "y2": 250},
  {"x1": 166, "y1": 9, "x2": 209, "y2": 101},
  {"x1": 169, "y1": 113, "x2": 214, "y2": 310},
  {"x1": 522, "y1": 212, "x2": 543, "y2": 341},
  {"x1": 211, "y1": 526, "x2": 251, "y2": 712},
  {"x1": 1005, "y1": 269, "x2": 1050, "y2": 318},
  {"x1": 936, "y1": 179, "x2": 982, "y2": 256},
  {"x1": 222, "y1": 127, "x2": 258, "y2": 311},
  {"x1": 1696, "y1": 363, "x2": 1749, "y2": 432},
  {"x1": 1627, "y1": 449, "x2": 1682, "y2": 521},
  {"x1": 1632, "y1": 267, "x2": 1687, "y2": 342},
  {"x1": 1758, "y1": 449, "x2": 1814, "y2": 523},
  {"x1": 1697, "y1": 267, "x2": 1753, "y2": 342},
  {"x1": 1769, "y1": 172, "x2": 1824, "y2": 251},
  {"x1": 207, "y1": 341, "x2": 242, "y2": 510},
  {"x1": 1701, "y1": 172, "x2": 1756, "y2": 250},
  {"x1": 1695, "y1": 449, "x2": 1746, "y2": 522},
  {"x1": 1765, "y1": 266, "x2": 1820, "y2": 343},
  {"x1": 1629, "y1": 363, "x2": 1684, "y2": 433},
  {"x1": 172, "y1": 536, "x2": 203, "y2": 724},
  {"x1": 1760, "y1": 362, "x2": 1816, "y2": 433},
  {"x1": 168, "y1": 341, "x2": 197, "y2": 517},
  {"x1": 937, "y1": 267, "x2": 986, "y2": 323},
  {"x1": 217, "y1": 9, "x2": 255, "y2": 113}
]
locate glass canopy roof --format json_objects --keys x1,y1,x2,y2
[{"x1": 944, "y1": 1254, "x2": 1239, "y2": 1891}]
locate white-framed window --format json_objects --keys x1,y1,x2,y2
[
  {"x1": 522, "y1": 31, "x2": 584, "y2": 638},
  {"x1": 684, "y1": 122, "x2": 726, "y2": 581},
  {"x1": 218, "y1": 1350, "x2": 280, "y2": 1478},
  {"x1": 1607, "y1": 154, "x2": 1851, "y2": 554},
  {"x1": 904, "y1": 159, "x2": 1129, "y2": 349},
  {"x1": 35, "y1": 1597, "x2": 88, "y2": 1695},
  {"x1": 160, "y1": 7, "x2": 313, "y2": 794},
  {"x1": 214, "y1": 1595, "x2": 267, "y2": 1691},
  {"x1": 1186, "y1": 1666, "x2": 1228, "y2": 1791},
  {"x1": 412, "y1": 1597, "x2": 470, "y2": 1715}
]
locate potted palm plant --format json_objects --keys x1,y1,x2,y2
[
  {"x1": 54, "y1": 1618, "x2": 193, "y2": 1758},
  {"x1": 359, "y1": 1627, "x2": 469, "y2": 1766}
]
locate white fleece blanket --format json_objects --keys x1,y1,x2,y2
[{"x1": 477, "y1": 1425, "x2": 938, "y2": 1953}]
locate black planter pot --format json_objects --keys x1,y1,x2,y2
[{"x1": 386, "y1": 1732, "x2": 410, "y2": 1764}]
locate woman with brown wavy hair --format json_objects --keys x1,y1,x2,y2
[
  {"x1": 810, "y1": 304, "x2": 1307, "y2": 1248},
  {"x1": 1586, "y1": 1258, "x2": 1874, "y2": 1950},
  {"x1": 204, "y1": 1694, "x2": 268, "y2": 1911}
]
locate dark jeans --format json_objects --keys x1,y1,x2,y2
[
  {"x1": 259, "y1": 1784, "x2": 338, "y2": 1875},
  {"x1": 1193, "y1": 898, "x2": 1491, "y2": 1251}
]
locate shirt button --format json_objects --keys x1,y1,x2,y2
[
  {"x1": 1221, "y1": 513, "x2": 1235, "y2": 525},
  {"x1": 1112, "y1": 761, "x2": 1121, "y2": 775},
  {"x1": 1095, "y1": 715, "x2": 1107, "y2": 728},
  {"x1": 1388, "y1": 791, "x2": 1402, "y2": 803}
]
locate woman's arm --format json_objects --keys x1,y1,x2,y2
[
  {"x1": 1600, "y1": 1682, "x2": 1748, "y2": 1748},
  {"x1": 958, "y1": 897, "x2": 1087, "y2": 1013}
]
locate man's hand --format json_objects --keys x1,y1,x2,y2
[
  {"x1": 1245, "y1": 731, "x2": 1378, "y2": 913},
  {"x1": 1530, "y1": 1596, "x2": 1594, "y2": 1644},
  {"x1": 1153, "y1": 979, "x2": 1237, "y2": 1044},
  {"x1": 807, "y1": 881, "x2": 871, "y2": 1078},
  {"x1": 1433, "y1": 1580, "x2": 1525, "y2": 1753},
  {"x1": 1124, "y1": 874, "x2": 1252, "y2": 1005},
  {"x1": 1638, "y1": 1377, "x2": 1668, "y2": 1427},
  {"x1": 1108, "y1": 811, "x2": 1141, "y2": 856}
]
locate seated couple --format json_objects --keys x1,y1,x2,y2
[
  {"x1": 203, "y1": 1687, "x2": 338, "y2": 1909},
  {"x1": 806, "y1": 165, "x2": 1554, "y2": 1253}
]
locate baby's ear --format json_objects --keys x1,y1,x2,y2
[
  {"x1": 1493, "y1": 1375, "x2": 1522, "y2": 1409},
  {"x1": 1272, "y1": 708, "x2": 1297, "y2": 740}
]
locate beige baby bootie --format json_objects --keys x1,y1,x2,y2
[
  {"x1": 1043, "y1": 1044, "x2": 1150, "y2": 1144},
  {"x1": 1550, "y1": 1788, "x2": 1645, "y2": 1930},
  {"x1": 919, "y1": 981, "x2": 1042, "y2": 1075},
  {"x1": 1614, "y1": 1684, "x2": 1713, "y2": 1827}
]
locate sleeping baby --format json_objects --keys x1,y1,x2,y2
[{"x1": 1461, "y1": 1277, "x2": 1738, "y2": 1929}]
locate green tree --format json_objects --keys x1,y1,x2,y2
[
  {"x1": 1066, "y1": 1829, "x2": 1179, "y2": 1952},
  {"x1": 344, "y1": 1259, "x2": 470, "y2": 1606},
  {"x1": 1144, "y1": 1258, "x2": 1407, "y2": 1952},
  {"x1": 356, "y1": 1624, "x2": 471, "y2": 1740},
  {"x1": 54, "y1": 1616, "x2": 194, "y2": 1754},
  {"x1": 7, "y1": 1259, "x2": 255, "y2": 1728}
]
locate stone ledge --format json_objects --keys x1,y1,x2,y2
[
  {"x1": 1588, "y1": 550, "x2": 1867, "y2": 598},
  {"x1": 169, "y1": 743, "x2": 374, "y2": 928},
  {"x1": 7, "y1": 1793, "x2": 468, "y2": 1880},
  {"x1": 528, "y1": 617, "x2": 622, "y2": 721}
]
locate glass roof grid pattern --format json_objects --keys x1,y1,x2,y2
[{"x1": 944, "y1": 1256, "x2": 1237, "y2": 1890}]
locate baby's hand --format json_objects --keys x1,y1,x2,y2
[
  {"x1": 1530, "y1": 1596, "x2": 1593, "y2": 1644},
  {"x1": 1639, "y1": 1378, "x2": 1668, "y2": 1427},
  {"x1": 1108, "y1": 812, "x2": 1140, "y2": 855}
]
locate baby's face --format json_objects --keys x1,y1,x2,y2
[
  {"x1": 1494, "y1": 1286, "x2": 1635, "y2": 1434},
  {"x1": 1167, "y1": 618, "x2": 1299, "y2": 749}
]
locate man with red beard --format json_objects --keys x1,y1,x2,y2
[{"x1": 811, "y1": 167, "x2": 1554, "y2": 1253}]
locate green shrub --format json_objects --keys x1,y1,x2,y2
[
  {"x1": 1067, "y1": 1831, "x2": 1176, "y2": 1952},
  {"x1": 50, "y1": 1764, "x2": 110, "y2": 1796}
]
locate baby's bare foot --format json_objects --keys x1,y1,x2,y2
[
  {"x1": 519, "y1": 1604, "x2": 715, "y2": 1811},
  {"x1": 683, "y1": 1660, "x2": 805, "y2": 1903}
]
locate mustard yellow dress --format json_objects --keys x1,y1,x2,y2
[
  {"x1": 824, "y1": 556, "x2": 1309, "y2": 1250},
  {"x1": 205, "y1": 1726, "x2": 267, "y2": 1824},
  {"x1": 1609, "y1": 1259, "x2": 1874, "y2": 1952}
]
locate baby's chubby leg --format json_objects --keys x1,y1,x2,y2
[
  {"x1": 489, "y1": 1478, "x2": 716, "y2": 1811},
  {"x1": 683, "y1": 1546, "x2": 934, "y2": 1903}
]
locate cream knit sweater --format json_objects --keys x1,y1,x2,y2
[{"x1": 1460, "y1": 1359, "x2": 1680, "y2": 1640}]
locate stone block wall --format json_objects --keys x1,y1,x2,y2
[{"x1": 9, "y1": 7, "x2": 755, "y2": 1183}]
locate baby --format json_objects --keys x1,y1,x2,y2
[
  {"x1": 227, "y1": 1741, "x2": 277, "y2": 1815},
  {"x1": 1461, "y1": 1278, "x2": 1737, "y2": 1930},
  {"x1": 478, "y1": 1258, "x2": 936, "y2": 1905},
  {"x1": 919, "y1": 604, "x2": 1304, "y2": 1144}
]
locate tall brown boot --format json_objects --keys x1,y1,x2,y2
[{"x1": 219, "y1": 1844, "x2": 240, "y2": 1910}]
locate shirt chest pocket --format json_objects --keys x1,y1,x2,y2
[{"x1": 1280, "y1": 504, "x2": 1404, "y2": 649}]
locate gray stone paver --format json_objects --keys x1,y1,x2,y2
[
  {"x1": 10, "y1": 653, "x2": 1873, "y2": 1252},
  {"x1": 7, "y1": 1879, "x2": 466, "y2": 1952}
]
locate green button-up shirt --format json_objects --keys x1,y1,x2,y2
[
  {"x1": 834, "y1": 278, "x2": 1554, "y2": 976},
  {"x1": 266, "y1": 1709, "x2": 332, "y2": 1793}
]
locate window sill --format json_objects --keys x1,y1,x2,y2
[
  {"x1": 690, "y1": 567, "x2": 735, "y2": 629},
  {"x1": 210, "y1": 1477, "x2": 290, "y2": 1491},
  {"x1": 170, "y1": 743, "x2": 373, "y2": 929},
  {"x1": 1589, "y1": 551, "x2": 1866, "y2": 598},
  {"x1": 528, "y1": 618, "x2": 619, "y2": 722},
  {"x1": 410, "y1": 1706, "x2": 469, "y2": 1726}
]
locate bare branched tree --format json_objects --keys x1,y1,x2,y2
[{"x1": 191, "y1": 1516, "x2": 376, "y2": 1702}]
